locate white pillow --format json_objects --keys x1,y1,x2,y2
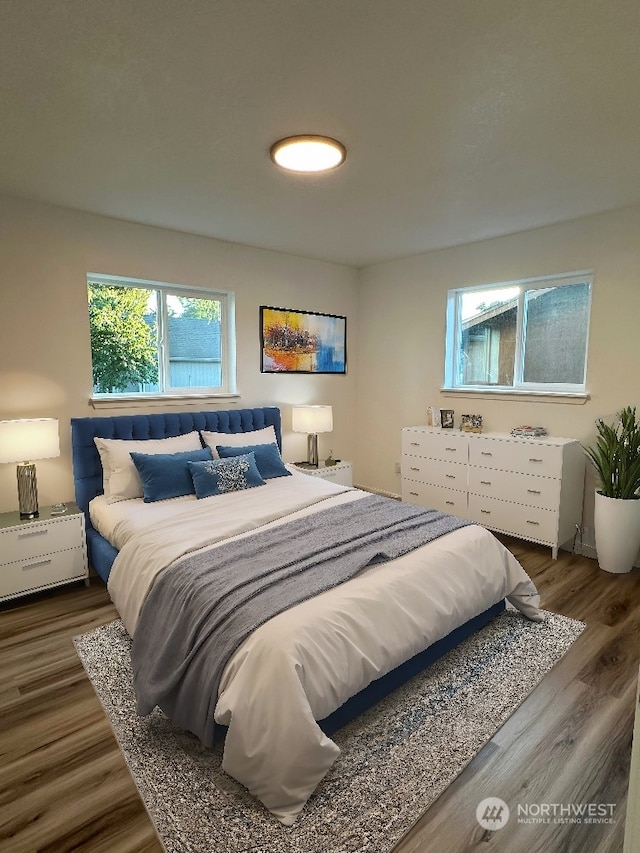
[
  {"x1": 200, "y1": 425, "x2": 278, "y2": 459},
  {"x1": 94, "y1": 431, "x2": 203, "y2": 503}
]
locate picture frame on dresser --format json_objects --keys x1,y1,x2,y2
[{"x1": 440, "y1": 409, "x2": 455, "y2": 429}]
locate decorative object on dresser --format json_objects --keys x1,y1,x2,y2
[
  {"x1": 511, "y1": 425, "x2": 548, "y2": 437},
  {"x1": 440, "y1": 409, "x2": 455, "y2": 429},
  {"x1": 0, "y1": 418, "x2": 60, "y2": 518},
  {"x1": 293, "y1": 460, "x2": 353, "y2": 487},
  {"x1": 426, "y1": 406, "x2": 441, "y2": 427},
  {"x1": 292, "y1": 404, "x2": 333, "y2": 467},
  {"x1": 0, "y1": 503, "x2": 88, "y2": 602},
  {"x1": 460, "y1": 414, "x2": 483, "y2": 433},
  {"x1": 584, "y1": 405, "x2": 640, "y2": 573},
  {"x1": 401, "y1": 427, "x2": 585, "y2": 558}
]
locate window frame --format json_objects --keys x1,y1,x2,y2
[
  {"x1": 87, "y1": 273, "x2": 237, "y2": 401},
  {"x1": 444, "y1": 271, "x2": 592, "y2": 396}
]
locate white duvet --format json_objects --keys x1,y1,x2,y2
[{"x1": 103, "y1": 467, "x2": 541, "y2": 824}]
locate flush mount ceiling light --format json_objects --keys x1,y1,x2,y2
[{"x1": 270, "y1": 135, "x2": 346, "y2": 173}]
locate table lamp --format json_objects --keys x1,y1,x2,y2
[
  {"x1": 0, "y1": 418, "x2": 60, "y2": 518},
  {"x1": 292, "y1": 405, "x2": 333, "y2": 467}
]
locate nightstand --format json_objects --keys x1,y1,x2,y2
[
  {"x1": 0, "y1": 504, "x2": 89, "y2": 602},
  {"x1": 293, "y1": 461, "x2": 353, "y2": 487}
]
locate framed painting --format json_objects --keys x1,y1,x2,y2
[{"x1": 260, "y1": 306, "x2": 347, "y2": 374}]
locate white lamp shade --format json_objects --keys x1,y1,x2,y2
[
  {"x1": 0, "y1": 418, "x2": 60, "y2": 464},
  {"x1": 291, "y1": 405, "x2": 333, "y2": 434}
]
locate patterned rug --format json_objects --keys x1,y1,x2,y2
[{"x1": 74, "y1": 609, "x2": 584, "y2": 853}]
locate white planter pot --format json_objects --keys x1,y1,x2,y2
[{"x1": 594, "y1": 491, "x2": 640, "y2": 573}]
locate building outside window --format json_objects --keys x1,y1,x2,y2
[
  {"x1": 444, "y1": 272, "x2": 592, "y2": 395},
  {"x1": 87, "y1": 274, "x2": 236, "y2": 398}
]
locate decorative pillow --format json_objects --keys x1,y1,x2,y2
[
  {"x1": 188, "y1": 453, "x2": 266, "y2": 498},
  {"x1": 216, "y1": 442, "x2": 292, "y2": 480},
  {"x1": 94, "y1": 431, "x2": 203, "y2": 503},
  {"x1": 200, "y1": 425, "x2": 278, "y2": 459},
  {"x1": 130, "y1": 447, "x2": 213, "y2": 503}
]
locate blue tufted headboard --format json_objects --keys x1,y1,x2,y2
[{"x1": 71, "y1": 406, "x2": 282, "y2": 581}]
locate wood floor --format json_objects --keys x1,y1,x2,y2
[{"x1": 1, "y1": 539, "x2": 638, "y2": 853}]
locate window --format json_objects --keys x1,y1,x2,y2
[
  {"x1": 87, "y1": 274, "x2": 236, "y2": 398},
  {"x1": 444, "y1": 271, "x2": 592, "y2": 395}
]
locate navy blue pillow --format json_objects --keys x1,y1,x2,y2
[
  {"x1": 216, "y1": 442, "x2": 292, "y2": 479},
  {"x1": 130, "y1": 447, "x2": 212, "y2": 502},
  {"x1": 188, "y1": 453, "x2": 266, "y2": 499}
]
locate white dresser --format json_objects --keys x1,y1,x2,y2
[{"x1": 401, "y1": 427, "x2": 585, "y2": 558}]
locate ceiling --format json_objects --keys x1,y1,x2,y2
[{"x1": 2, "y1": 0, "x2": 640, "y2": 268}]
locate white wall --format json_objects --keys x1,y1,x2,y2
[
  {"x1": 355, "y1": 204, "x2": 640, "y2": 553},
  {"x1": 3, "y1": 195, "x2": 640, "y2": 556},
  {"x1": 0, "y1": 196, "x2": 358, "y2": 513}
]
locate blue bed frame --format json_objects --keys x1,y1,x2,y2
[
  {"x1": 70, "y1": 405, "x2": 504, "y2": 734},
  {"x1": 71, "y1": 406, "x2": 283, "y2": 583}
]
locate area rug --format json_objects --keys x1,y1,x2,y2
[{"x1": 73, "y1": 609, "x2": 584, "y2": 853}]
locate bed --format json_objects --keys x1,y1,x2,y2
[{"x1": 71, "y1": 406, "x2": 542, "y2": 825}]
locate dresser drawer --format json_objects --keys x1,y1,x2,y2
[
  {"x1": 402, "y1": 457, "x2": 468, "y2": 490},
  {"x1": 402, "y1": 480, "x2": 468, "y2": 516},
  {"x1": 0, "y1": 515, "x2": 82, "y2": 564},
  {"x1": 402, "y1": 430, "x2": 468, "y2": 462},
  {"x1": 0, "y1": 547, "x2": 87, "y2": 599},
  {"x1": 468, "y1": 437, "x2": 562, "y2": 476},
  {"x1": 468, "y1": 466, "x2": 561, "y2": 510},
  {"x1": 468, "y1": 493, "x2": 558, "y2": 543}
]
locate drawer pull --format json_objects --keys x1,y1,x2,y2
[
  {"x1": 410, "y1": 466, "x2": 421, "y2": 471},
  {"x1": 527, "y1": 489, "x2": 541, "y2": 495},
  {"x1": 480, "y1": 509, "x2": 491, "y2": 515},
  {"x1": 526, "y1": 520, "x2": 540, "y2": 526},
  {"x1": 18, "y1": 529, "x2": 48, "y2": 540},
  {"x1": 409, "y1": 491, "x2": 419, "y2": 497},
  {"x1": 22, "y1": 559, "x2": 52, "y2": 571},
  {"x1": 481, "y1": 451, "x2": 493, "y2": 456},
  {"x1": 445, "y1": 447, "x2": 457, "y2": 452},
  {"x1": 529, "y1": 458, "x2": 543, "y2": 463},
  {"x1": 445, "y1": 501, "x2": 454, "y2": 506},
  {"x1": 480, "y1": 480, "x2": 491, "y2": 485},
  {"x1": 410, "y1": 442, "x2": 420, "y2": 446},
  {"x1": 445, "y1": 474, "x2": 456, "y2": 479}
]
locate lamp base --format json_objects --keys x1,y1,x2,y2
[
  {"x1": 307, "y1": 433, "x2": 319, "y2": 467},
  {"x1": 17, "y1": 462, "x2": 39, "y2": 519}
]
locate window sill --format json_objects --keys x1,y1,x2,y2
[
  {"x1": 90, "y1": 393, "x2": 241, "y2": 410},
  {"x1": 440, "y1": 388, "x2": 590, "y2": 405}
]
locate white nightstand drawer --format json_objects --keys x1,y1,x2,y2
[
  {"x1": 0, "y1": 514, "x2": 82, "y2": 564},
  {"x1": 468, "y1": 493, "x2": 558, "y2": 543},
  {"x1": 468, "y1": 466, "x2": 561, "y2": 510},
  {"x1": 402, "y1": 430, "x2": 468, "y2": 462},
  {"x1": 293, "y1": 462, "x2": 353, "y2": 487},
  {"x1": 402, "y1": 480, "x2": 468, "y2": 516},
  {"x1": 468, "y1": 437, "x2": 562, "y2": 476},
  {"x1": 402, "y1": 457, "x2": 468, "y2": 490},
  {"x1": 0, "y1": 547, "x2": 87, "y2": 599}
]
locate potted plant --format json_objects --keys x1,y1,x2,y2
[{"x1": 584, "y1": 405, "x2": 640, "y2": 573}]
